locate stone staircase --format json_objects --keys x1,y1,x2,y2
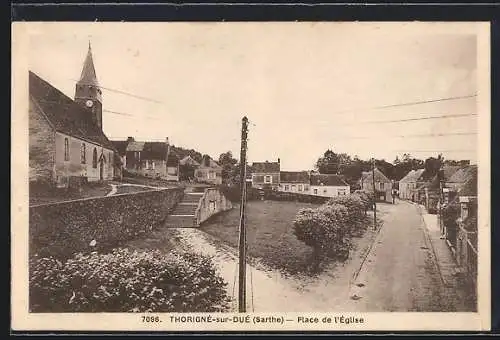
[{"x1": 164, "y1": 192, "x2": 204, "y2": 228}]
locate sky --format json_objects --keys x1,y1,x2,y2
[{"x1": 27, "y1": 22, "x2": 480, "y2": 171}]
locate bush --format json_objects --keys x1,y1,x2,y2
[
  {"x1": 293, "y1": 204, "x2": 351, "y2": 271},
  {"x1": 352, "y1": 190, "x2": 374, "y2": 211},
  {"x1": 29, "y1": 248, "x2": 231, "y2": 313},
  {"x1": 326, "y1": 195, "x2": 367, "y2": 235}
]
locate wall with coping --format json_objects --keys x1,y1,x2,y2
[
  {"x1": 195, "y1": 188, "x2": 233, "y2": 226},
  {"x1": 29, "y1": 187, "x2": 184, "y2": 259}
]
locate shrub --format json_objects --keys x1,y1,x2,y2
[
  {"x1": 293, "y1": 204, "x2": 351, "y2": 271},
  {"x1": 29, "y1": 248, "x2": 231, "y2": 313},
  {"x1": 326, "y1": 195, "x2": 367, "y2": 235},
  {"x1": 352, "y1": 190, "x2": 374, "y2": 211}
]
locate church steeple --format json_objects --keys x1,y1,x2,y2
[
  {"x1": 75, "y1": 41, "x2": 103, "y2": 130},
  {"x1": 78, "y1": 42, "x2": 100, "y2": 88}
]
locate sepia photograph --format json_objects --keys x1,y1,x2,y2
[{"x1": 12, "y1": 21, "x2": 490, "y2": 331}]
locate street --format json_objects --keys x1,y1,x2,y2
[{"x1": 346, "y1": 200, "x2": 450, "y2": 312}]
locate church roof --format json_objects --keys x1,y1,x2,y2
[
  {"x1": 29, "y1": 71, "x2": 115, "y2": 151},
  {"x1": 78, "y1": 43, "x2": 100, "y2": 87}
]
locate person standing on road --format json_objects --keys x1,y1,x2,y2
[{"x1": 391, "y1": 188, "x2": 397, "y2": 204}]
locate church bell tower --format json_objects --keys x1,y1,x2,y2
[{"x1": 75, "y1": 42, "x2": 103, "y2": 130}]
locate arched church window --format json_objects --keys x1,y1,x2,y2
[
  {"x1": 64, "y1": 138, "x2": 69, "y2": 161},
  {"x1": 92, "y1": 148, "x2": 98, "y2": 168}
]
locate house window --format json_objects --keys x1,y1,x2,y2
[
  {"x1": 264, "y1": 175, "x2": 272, "y2": 183},
  {"x1": 92, "y1": 148, "x2": 98, "y2": 168},
  {"x1": 338, "y1": 189, "x2": 347, "y2": 196},
  {"x1": 323, "y1": 189, "x2": 327, "y2": 194},
  {"x1": 145, "y1": 160, "x2": 150, "y2": 169},
  {"x1": 314, "y1": 189, "x2": 318, "y2": 195},
  {"x1": 284, "y1": 185, "x2": 289, "y2": 191},
  {"x1": 304, "y1": 184, "x2": 310, "y2": 191},
  {"x1": 81, "y1": 143, "x2": 86, "y2": 164},
  {"x1": 64, "y1": 138, "x2": 70, "y2": 161},
  {"x1": 298, "y1": 184, "x2": 303, "y2": 192},
  {"x1": 291, "y1": 185, "x2": 296, "y2": 191},
  {"x1": 379, "y1": 183, "x2": 384, "y2": 190}
]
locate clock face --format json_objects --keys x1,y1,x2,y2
[{"x1": 85, "y1": 100, "x2": 94, "y2": 108}]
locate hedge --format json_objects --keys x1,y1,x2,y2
[{"x1": 29, "y1": 248, "x2": 231, "y2": 313}]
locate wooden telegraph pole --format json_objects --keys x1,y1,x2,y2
[
  {"x1": 372, "y1": 158, "x2": 377, "y2": 231},
  {"x1": 238, "y1": 116, "x2": 249, "y2": 313}
]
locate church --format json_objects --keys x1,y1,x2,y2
[{"x1": 29, "y1": 43, "x2": 118, "y2": 188}]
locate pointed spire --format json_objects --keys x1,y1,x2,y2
[{"x1": 78, "y1": 42, "x2": 99, "y2": 87}]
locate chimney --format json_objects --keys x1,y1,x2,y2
[
  {"x1": 127, "y1": 136, "x2": 134, "y2": 142},
  {"x1": 278, "y1": 158, "x2": 280, "y2": 164}
]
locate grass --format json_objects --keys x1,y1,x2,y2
[
  {"x1": 29, "y1": 182, "x2": 112, "y2": 206},
  {"x1": 200, "y1": 200, "x2": 322, "y2": 276}
]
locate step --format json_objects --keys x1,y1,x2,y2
[
  {"x1": 182, "y1": 195, "x2": 203, "y2": 203},
  {"x1": 173, "y1": 206, "x2": 198, "y2": 215},
  {"x1": 164, "y1": 214, "x2": 196, "y2": 228}
]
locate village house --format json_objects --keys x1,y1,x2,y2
[
  {"x1": 407, "y1": 165, "x2": 463, "y2": 211},
  {"x1": 278, "y1": 171, "x2": 310, "y2": 194},
  {"x1": 359, "y1": 168, "x2": 392, "y2": 202},
  {"x1": 29, "y1": 44, "x2": 118, "y2": 188},
  {"x1": 310, "y1": 174, "x2": 350, "y2": 197},
  {"x1": 194, "y1": 155, "x2": 223, "y2": 185},
  {"x1": 111, "y1": 137, "x2": 180, "y2": 181},
  {"x1": 179, "y1": 155, "x2": 201, "y2": 181},
  {"x1": 251, "y1": 159, "x2": 281, "y2": 190},
  {"x1": 399, "y1": 169, "x2": 425, "y2": 201}
]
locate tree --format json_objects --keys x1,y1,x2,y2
[
  {"x1": 422, "y1": 154, "x2": 444, "y2": 180},
  {"x1": 315, "y1": 150, "x2": 351, "y2": 174},
  {"x1": 218, "y1": 151, "x2": 238, "y2": 185},
  {"x1": 392, "y1": 153, "x2": 425, "y2": 181}
]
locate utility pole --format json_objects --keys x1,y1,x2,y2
[
  {"x1": 372, "y1": 158, "x2": 377, "y2": 231},
  {"x1": 238, "y1": 116, "x2": 249, "y2": 313}
]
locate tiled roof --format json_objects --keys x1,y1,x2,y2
[
  {"x1": 310, "y1": 174, "x2": 349, "y2": 187},
  {"x1": 179, "y1": 155, "x2": 201, "y2": 167},
  {"x1": 448, "y1": 165, "x2": 478, "y2": 184},
  {"x1": 142, "y1": 142, "x2": 168, "y2": 160},
  {"x1": 29, "y1": 71, "x2": 115, "y2": 151},
  {"x1": 442, "y1": 165, "x2": 463, "y2": 181},
  {"x1": 199, "y1": 155, "x2": 222, "y2": 169},
  {"x1": 360, "y1": 168, "x2": 391, "y2": 183},
  {"x1": 126, "y1": 141, "x2": 145, "y2": 152},
  {"x1": 459, "y1": 173, "x2": 478, "y2": 196},
  {"x1": 280, "y1": 171, "x2": 310, "y2": 183},
  {"x1": 399, "y1": 169, "x2": 425, "y2": 183},
  {"x1": 251, "y1": 161, "x2": 280, "y2": 173}
]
